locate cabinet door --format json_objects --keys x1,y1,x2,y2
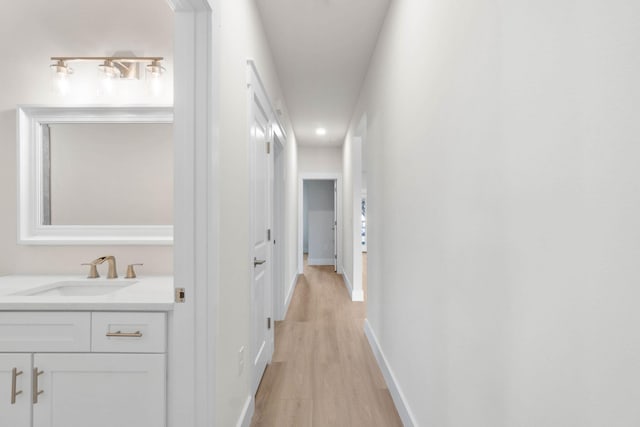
[
  {"x1": 0, "y1": 354, "x2": 31, "y2": 427},
  {"x1": 33, "y1": 353, "x2": 165, "y2": 427}
]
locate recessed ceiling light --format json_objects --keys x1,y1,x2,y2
[{"x1": 315, "y1": 127, "x2": 326, "y2": 136}]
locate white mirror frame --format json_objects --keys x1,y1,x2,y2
[{"x1": 17, "y1": 105, "x2": 174, "y2": 245}]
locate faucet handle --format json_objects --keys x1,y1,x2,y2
[
  {"x1": 125, "y1": 263, "x2": 143, "y2": 279},
  {"x1": 81, "y1": 263, "x2": 100, "y2": 279}
]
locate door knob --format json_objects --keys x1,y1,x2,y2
[{"x1": 254, "y1": 257, "x2": 266, "y2": 267}]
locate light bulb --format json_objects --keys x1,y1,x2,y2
[
  {"x1": 149, "y1": 77, "x2": 163, "y2": 97},
  {"x1": 50, "y1": 60, "x2": 73, "y2": 96},
  {"x1": 55, "y1": 74, "x2": 70, "y2": 95},
  {"x1": 146, "y1": 60, "x2": 165, "y2": 97},
  {"x1": 146, "y1": 60, "x2": 165, "y2": 78},
  {"x1": 100, "y1": 75, "x2": 114, "y2": 96},
  {"x1": 98, "y1": 60, "x2": 119, "y2": 78}
]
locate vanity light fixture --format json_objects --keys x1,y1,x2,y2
[
  {"x1": 49, "y1": 56, "x2": 166, "y2": 95},
  {"x1": 51, "y1": 56, "x2": 163, "y2": 79}
]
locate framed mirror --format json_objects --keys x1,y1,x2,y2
[{"x1": 17, "y1": 106, "x2": 173, "y2": 245}]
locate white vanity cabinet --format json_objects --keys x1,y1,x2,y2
[
  {"x1": 0, "y1": 354, "x2": 31, "y2": 427},
  {"x1": 0, "y1": 312, "x2": 167, "y2": 427}
]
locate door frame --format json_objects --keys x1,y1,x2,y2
[
  {"x1": 168, "y1": 0, "x2": 218, "y2": 426},
  {"x1": 271, "y1": 129, "x2": 286, "y2": 321},
  {"x1": 248, "y1": 60, "x2": 282, "y2": 396},
  {"x1": 298, "y1": 173, "x2": 343, "y2": 275}
]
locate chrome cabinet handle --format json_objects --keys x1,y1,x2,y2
[
  {"x1": 106, "y1": 330, "x2": 143, "y2": 338},
  {"x1": 32, "y1": 368, "x2": 44, "y2": 404},
  {"x1": 253, "y1": 257, "x2": 266, "y2": 267},
  {"x1": 11, "y1": 368, "x2": 23, "y2": 404}
]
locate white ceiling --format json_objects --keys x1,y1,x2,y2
[{"x1": 256, "y1": 0, "x2": 390, "y2": 147}]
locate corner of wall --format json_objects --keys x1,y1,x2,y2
[
  {"x1": 352, "y1": 288, "x2": 364, "y2": 302},
  {"x1": 283, "y1": 273, "x2": 299, "y2": 318},
  {"x1": 341, "y1": 271, "x2": 354, "y2": 299}
]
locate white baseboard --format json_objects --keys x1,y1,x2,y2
[
  {"x1": 352, "y1": 288, "x2": 364, "y2": 302},
  {"x1": 308, "y1": 257, "x2": 334, "y2": 266},
  {"x1": 283, "y1": 274, "x2": 299, "y2": 319},
  {"x1": 236, "y1": 394, "x2": 254, "y2": 427},
  {"x1": 342, "y1": 272, "x2": 354, "y2": 298},
  {"x1": 364, "y1": 319, "x2": 417, "y2": 427}
]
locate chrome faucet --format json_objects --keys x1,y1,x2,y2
[{"x1": 92, "y1": 256, "x2": 118, "y2": 279}]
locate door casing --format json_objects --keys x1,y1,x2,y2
[
  {"x1": 298, "y1": 173, "x2": 343, "y2": 275},
  {"x1": 248, "y1": 60, "x2": 285, "y2": 396}
]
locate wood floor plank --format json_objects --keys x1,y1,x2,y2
[{"x1": 250, "y1": 254, "x2": 402, "y2": 426}]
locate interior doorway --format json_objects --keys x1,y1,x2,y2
[
  {"x1": 298, "y1": 173, "x2": 342, "y2": 275},
  {"x1": 303, "y1": 179, "x2": 337, "y2": 270}
]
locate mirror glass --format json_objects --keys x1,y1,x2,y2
[
  {"x1": 18, "y1": 106, "x2": 173, "y2": 245},
  {"x1": 45, "y1": 123, "x2": 173, "y2": 226}
]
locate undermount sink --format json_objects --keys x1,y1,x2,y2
[{"x1": 13, "y1": 281, "x2": 136, "y2": 297}]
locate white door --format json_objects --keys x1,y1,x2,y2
[
  {"x1": 32, "y1": 353, "x2": 165, "y2": 427},
  {"x1": 250, "y1": 76, "x2": 272, "y2": 395},
  {"x1": 333, "y1": 180, "x2": 338, "y2": 271},
  {"x1": 0, "y1": 354, "x2": 31, "y2": 427}
]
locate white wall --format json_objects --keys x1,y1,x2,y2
[
  {"x1": 305, "y1": 180, "x2": 334, "y2": 265},
  {"x1": 347, "y1": 0, "x2": 640, "y2": 425},
  {"x1": 342, "y1": 131, "x2": 363, "y2": 300},
  {"x1": 215, "y1": 1, "x2": 298, "y2": 425},
  {"x1": 298, "y1": 145, "x2": 342, "y2": 174},
  {"x1": 0, "y1": 0, "x2": 174, "y2": 276}
]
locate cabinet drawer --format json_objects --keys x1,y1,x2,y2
[
  {"x1": 0, "y1": 312, "x2": 90, "y2": 352},
  {"x1": 91, "y1": 312, "x2": 166, "y2": 353}
]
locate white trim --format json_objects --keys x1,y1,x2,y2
[
  {"x1": 350, "y1": 136, "x2": 363, "y2": 303},
  {"x1": 298, "y1": 173, "x2": 343, "y2": 275},
  {"x1": 342, "y1": 260, "x2": 364, "y2": 301},
  {"x1": 16, "y1": 105, "x2": 174, "y2": 245},
  {"x1": 248, "y1": 61, "x2": 276, "y2": 396},
  {"x1": 342, "y1": 272, "x2": 354, "y2": 298},
  {"x1": 166, "y1": 0, "x2": 212, "y2": 10},
  {"x1": 235, "y1": 395, "x2": 255, "y2": 427},
  {"x1": 364, "y1": 320, "x2": 417, "y2": 427},
  {"x1": 169, "y1": 2, "x2": 217, "y2": 427},
  {"x1": 283, "y1": 273, "x2": 298, "y2": 319},
  {"x1": 352, "y1": 287, "x2": 364, "y2": 302},
  {"x1": 308, "y1": 258, "x2": 335, "y2": 266},
  {"x1": 271, "y1": 119, "x2": 286, "y2": 323},
  {"x1": 247, "y1": 60, "x2": 287, "y2": 144}
]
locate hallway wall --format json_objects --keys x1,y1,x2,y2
[
  {"x1": 215, "y1": 1, "x2": 298, "y2": 425},
  {"x1": 346, "y1": 0, "x2": 640, "y2": 425},
  {"x1": 298, "y1": 145, "x2": 342, "y2": 174}
]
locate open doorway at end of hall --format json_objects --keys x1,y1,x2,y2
[{"x1": 302, "y1": 179, "x2": 337, "y2": 271}]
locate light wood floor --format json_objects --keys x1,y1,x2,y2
[{"x1": 250, "y1": 254, "x2": 402, "y2": 427}]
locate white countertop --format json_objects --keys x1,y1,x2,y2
[{"x1": 0, "y1": 275, "x2": 174, "y2": 311}]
